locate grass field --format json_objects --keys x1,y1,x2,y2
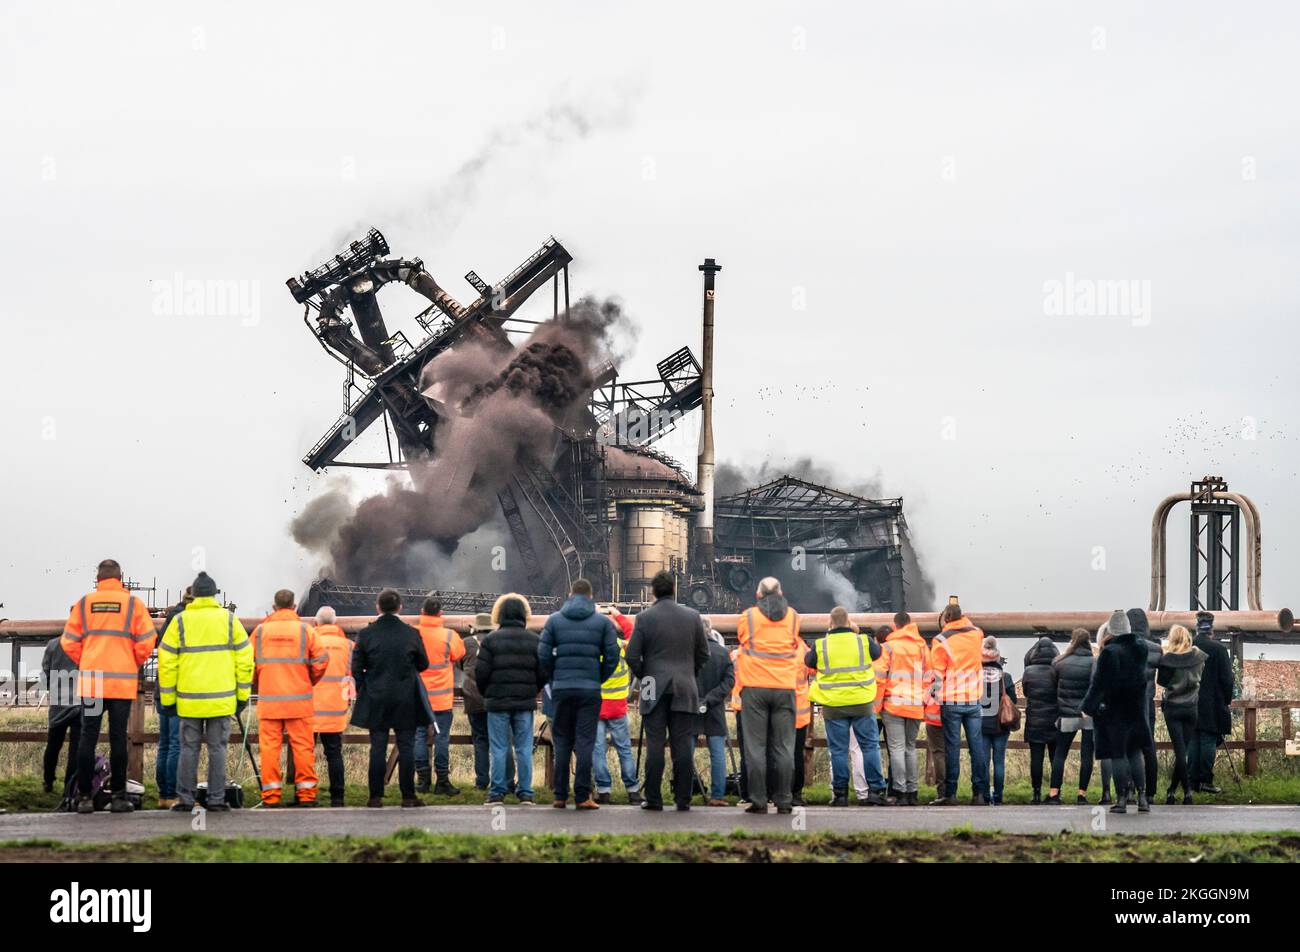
[{"x1": 3, "y1": 827, "x2": 1299, "y2": 863}]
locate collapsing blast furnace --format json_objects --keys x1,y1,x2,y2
[{"x1": 286, "y1": 228, "x2": 922, "y2": 616}]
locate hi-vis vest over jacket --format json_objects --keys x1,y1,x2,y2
[
  {"x1": 808, "y1": 628, "x2": 878, "y2": 707},
  {"x1": 157, "y1": 597, "x2": 254, "y2": 719},
  {"x1": 60, "y1": 578, "x2": 157, "y2": 700},
  {"x1": 736, "y1": 607, "x2": 805, "y2": 690},
  {"x1": 418, "y1": 616, "x2": 465, "y2": 713},
  {"x1": 601, "y1": 638, "x2": 631, "y2": 701},
  {"x1": 312, "y1": 623, "x2": 354, "y2": 733},
  {"x1": 253, "y1": 609, "x2": 328, "y2": 719}
]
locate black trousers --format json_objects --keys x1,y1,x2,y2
[
  {"x1": 551, "y1": 690, "x2": 601, "y2": 803},
  {"x1": 1027, "y1": 738, "x2": 1057, "y2": 792},
  {"x1": 78, "y1": 698, "x2": 132, "y2": 797},
  {"x1": 1049, "y1": 728, "x2": 1095, "y2": 793},
  {"x1": 1164, "y1": 709, "x2": 1196, "y2": 796},
  {"x1": 1190, "y1": 729, "x2": 1223, "y2": 787},
  {"x1": 1140, "y1": 701, "x2": 1159, "y2": 798},
  {"x1": 643, "y1": 695, "x2": 696, "y2": 807},
  {"x1": 368, "y1": 728, "x2": 416, "y2": 799},
  {"x1": 319, "y1": 732, "x2": 345, "y2": 802},
  {"x1": 44, "y1": 717, "x2": 81, "y2": 790},
  {"x1": 735, "y1": 713, "x2": 748, "y2": 800}
]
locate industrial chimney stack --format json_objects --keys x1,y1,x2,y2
[{"x1": 695, "y1": 258, "x2": 721, "y2": 573}]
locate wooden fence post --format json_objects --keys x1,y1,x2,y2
[
  {"x1": 127, "y1": 683, "x2": 146, "y2": 780},
  {"x1": 1243, "y1": 701, "x2": 1258, "y2": 776}
]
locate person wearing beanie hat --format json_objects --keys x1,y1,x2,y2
[
  {"x1": 1126, "y1": 608, "x2": 1161, "y2": 802},
  {"x1": 1189, "y1": 612, "x2": 1233, "y2": 794},
  {"x1": 1082, "y1": 610, "x2": 1152, "y2": 813},
  {"x1": 459, "y1": 612, "x2": 511, "y2": 792},
  {"x1": 191, "y1": 572, "x2": 218, "y2": 598}
]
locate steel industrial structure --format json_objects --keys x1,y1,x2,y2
[{"x1": 286, "y1": 229, "x2": 913, "y2": 612}]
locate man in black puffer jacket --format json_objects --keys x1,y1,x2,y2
[
  {"x1": 1020, "y1": 637, "x2": 1059, "y2": 803},
  {"x1": 476, "y1": 594, "x2": 545, "y2": 805},
  {"x1": 1083, "y1": 610, "x2": 1153, "y2": 814},
  {"x1": 1127, "y1": 608, "x2": 1161, "y2": 801},
  {"x1": 538, "y1": 579, "x2": 620, "y2": 809}
]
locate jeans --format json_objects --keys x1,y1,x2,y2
[
  {"x1": 940, "y1": 702, "x2": 987, "y2": 799},
  {"x1": 826, "y1": 715, "x2": 885, "y2": 794},
  {"x1": 881, "y1": 711, "x2": 921, "y2": 793},
  {"x1": 1049, "y1": 728, "x2": 1096, "y2": 793},
  {"x1": 705, "y1": 734, "x2": 727, "y2": 800},
  {"x1": 470, "y1": 711, "x2": 513, "y2": 790},
  {"x1": 43, "y1": 717, "x2": 80, "y2": 792},
  {"x1": 984, "y1": 730, "x2": 1009, "y2": 802},
  {"x1": 413, "y1": 709, "x2": 454, "y2": 775},
  {"x1": 488, "y1": 709, "x2": 534, "y2": 799},
  {"x1": 594, "y1": 715, "x2": 639, "y2": 794},
  {"x1": 740, "y1": 687, "x2": 796, "y2": 809},
  {"x1": 643, "y1": 696, "x2": 697, "y2": 807},
  {"x1": 78, "y1": 698, "x2": 132, "y2": 797},
  {"x1": 319, "y1": 732, "x2": 345, "y2": 802},
  {"x1": 155, "y1": 708, "x2": 180, "y2": 798},
  {"x1": 1164, "y1": 709, "x2": 1196, "y2": 796},
  {"x1": 368, "y1": 728, "x2": 416, "y2": 800},
  {"x1": 177, "y1": 716, "x2": 230, "y2": 807},
  {"x1": 551, "y1": 690, "x2": 601, "y2": 803}
]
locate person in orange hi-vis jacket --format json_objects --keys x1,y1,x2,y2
[
  {"x1": 252, "y1": 589, "x2": 328, "y2": 806},
  {"x1": 414, "y1": 595, "x2": 465, "y2": 796},
  {"x1": 311, "y1": 605, "x2": 354, "y2": 807},
  {"x1": 60, "y1": 558, "x2": 157, "y2": 813},
  {"x1": 734, "y1": 576, "x2": 807, "y2": 815},
  {"x1": 879, "y1": 611, "x2": 931, "y2": 804},
  {"x1": 927, "y1": 601, "x2": 988, "y2": 806}
]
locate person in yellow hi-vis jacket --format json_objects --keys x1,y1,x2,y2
[{"x1": 157, "y1": 571, "x2": 254, "y2": 812}]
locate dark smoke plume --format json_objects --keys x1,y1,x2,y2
[{"x1": 293, "y1": 296, "x2": 627, "y2": 587}]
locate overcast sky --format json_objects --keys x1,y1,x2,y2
[{"x1": 2, "y1": 1, "x2": 1298, "y2": 622}]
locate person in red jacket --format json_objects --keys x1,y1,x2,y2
[{"x1": 593, "y1": 607, "x2": 642, "y2": 804}]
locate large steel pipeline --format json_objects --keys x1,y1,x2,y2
[
  {"x1": 2, "y1": 609, "x2": 1293, "y2": 642},
  {"x1": 1150, "y1": 490, "x2": 1262, "y2": 611}
]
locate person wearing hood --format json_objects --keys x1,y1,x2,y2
[
  {"x1": 460, "y1": 613, "x2": 512, "y2": 792},
  {"x1": 928, "y1": 602, "x2": 989, "y2": 806},
  {"x1": 978, "y1": 637, "x2": 1017, "y2": 805},
  {"x1": 1157, "y1": 624, "x2": 1206, "y2": 804},
  {"x1": 733, "y1": 576, "x2": 806, "y2": 815},
  {"x1": 626, "y1": 571, "x2": 710, "y2": 811},
  {"x1": 1082, "y1": 610, "x2": 1152, "y2": 814},
  {"x1": 1127, "y1": 608, "x2": 1161, "y2": 804},
  {"x1": 1020, "y1": 636, "x2": 1059, "y2": 804},
  {"x1": 694, "y1": 618, "x2": 735, "y2": 806},
  {"x1": 1047, "y1": 627, "x2": 1098, "y2": 804},
  {"x1": 476, "y1": 593, "x2": 543, "y2": 805},
  {"x1": 41, "y1": 633, "x2": 81, "y2": 797},
  {"x1": 538, "y1": 579, "x2": 621, "y2": 810},
  {"x1": 1188, "y1": 611, "x2": 1234, "y2": 794}
]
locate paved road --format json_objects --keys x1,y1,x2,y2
[{"x1": 1, "y1": 804, "x2": 1297, "y2": 844}]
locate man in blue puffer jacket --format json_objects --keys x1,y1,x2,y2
[{"x1": 539, "y1": 579, "x2": 620, "y2": 809}]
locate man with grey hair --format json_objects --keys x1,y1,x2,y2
[
  {"x1": 311, "y1": 605, "x2": 354, "y2": 807},
  {"x1": 734, "y1": 576, "x2": 805, "y2": 815}
]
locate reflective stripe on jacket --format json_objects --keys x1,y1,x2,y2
[
  {"x1": 601, "y1": 639, "x2": 631, "y2": 702},
  {"x1": 808, "y1": 628, "x2": 877, "y2": 707},
  {"x1": 795, "y1": 661, "x2": 812, "y2": 728},
  {"x1": 418, "y1": 616, "x2": 465, "y2": 712},
  {"x1": 881, "y1": 624, "x2": 930, "y2": 720},
  {"x1": 728, "y1": 647, "x2": 743, "y2": 711},
  {"x1": 60, "y1": 579, "x2": 157, "y2": 700},
  {"x1": 736, "y1": 607, "x2": 804, "y2": 690},
  {"x1": 157, "y1": 597, "x2": 253, "y2": 718},
  {"x1": 312, "y1": 624, "x2": 354, "y2": 732},
  {"x1": 253, "y1": 609, "x2": 327, "y2": 719},
  {"x1": 930, "y1": 617, "x2": 985, "y2": 704}
]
